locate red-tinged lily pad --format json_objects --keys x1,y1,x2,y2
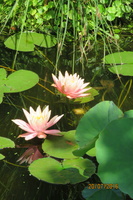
[{"x1": 29, "y1": 157, "x2": 95, "y2": 184}]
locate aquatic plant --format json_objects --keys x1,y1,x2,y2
[
  {"x1": 12, "y1": 105, "x2": 64, "y2": 140},
  {"x1": 52, "y1": 71, "x2": 91, "y2": 99}
]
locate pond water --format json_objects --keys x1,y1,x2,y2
[{"x1": 0, "y1": 38, "x2": 133, "y2": 200}]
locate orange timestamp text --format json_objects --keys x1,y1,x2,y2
[{"x1": 88, "y1": 184, "x2": 119, "y2": 189}]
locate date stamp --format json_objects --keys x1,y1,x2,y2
[{"x1": 88, "y1": 184, "x2": 119, "y2": 189}]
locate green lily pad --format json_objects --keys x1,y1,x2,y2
[
  {"x1": 0, "y1": 154, "x2": 5, "y2": 160},
  {"x1": 104, "y1": 52, "x2": 133, "y2": 76},
  {"x1": 96, "y1": 118, "x2": 133, "y2": 198},
  {"x1": 29, "y1": 157, "x2": 95, "y2": 184},
  {"x1": 4, "y1": 32, "x2": 57, "y2": 52},
  {"x1": 42, "y1": 130, "x2": 78, "y2": 159},
  {"x1": 75, "y1": 101, "x2": 123, "y2": 156},
  {"x1": 0, "y1": 68, "x2": 39, "y2": 103},
  {"x1": 0, "y1": 136, "x2": 15, "y2": 148}
]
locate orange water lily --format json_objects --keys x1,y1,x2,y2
[
  {"x1": 52, "y1": 71, "x2": 91, "y2": 99},
  {"x1": 12, "y1": 106, "x2": 64, "y2": 140}
]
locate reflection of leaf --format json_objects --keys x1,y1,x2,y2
[
  {"x1": 4, "y1": 32, "x2": 57, "y2": 52},
  {"x1": 104, "y1": 51, "x2": 133, "y2": 76},
  {"x1": 0, "y1": 68, "x2": 39, "y2": 103},
  {"x1": 29, "y1": 157, "x2": 95, "y2": 184}
]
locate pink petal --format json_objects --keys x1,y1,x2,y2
[
  {"x1": 45, "y1": 129, "x2": 62, "y2": 136},
  {"x1": 12, "y1": 119, "x2": 33, "y2": 132},
  {"x1": 45, "y1": 114, "x2": 64, "y2": 129},
  {"x1": 18, "y1": 132, "x2": 38, "y2": 140}
]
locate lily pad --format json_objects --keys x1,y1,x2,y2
[
  {"x1": 4, "y1": 32, "x2": 57, "y2": 52},
  {"x1": 96, "y1": 118, "x2": 133, "y2": 198},
  {"x1": 75, "y1": 101, "x2": 123, "y2": 156},
  {"x1": 0, "y1": 68, "x2": 39, "y2": 103},
  {"x1": 0, "y1": 136, "x2": 15, "y2": 148},
  {"x1": 29, "y1": 157, "x2": 95, "y2": 184},
  {"x1": 0, "y1": 154, "x2": 5, "y2": 160},
  {"x1": 104, "y1": 51, "x2": 133, "y2": 76},
  {"x1": 42, "y1": 130, "x2": 78, "y2": 159}
]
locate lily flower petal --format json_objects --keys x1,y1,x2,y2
[
  {"x1": 52, "y1": 71, "x2": 91, "y2": 99},
  {"x1": 12, "y1": 106, "x2": 63, "y2": 140}
]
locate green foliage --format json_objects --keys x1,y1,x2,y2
[
  {"x1": 4, "y1": 32, "x2": 57, "y2": 51},
  {"x1": 96, "y1": 118, "x2": 133, "y2": 198},
  {"x1": 104, "y1": 51, "x2": 133, "y2": 76},
  {"x1": 0, "y1": 154, "x2": 5, "y2": 160},
  {"x1": 0, "y1": 136, "x2": 15, "y2": 148},
  {"x1": 42, "y1": 130, "x2": 78, "y2": 159},
  {"x1": 0, "y1": 68, "x2": 39, "y2": 103},
  {"x1": 29, "y1": 157, "x2": 95, "y2": 184},
  {"x1": 74, "y1": 101, "x2": 123, "y2": 156}
]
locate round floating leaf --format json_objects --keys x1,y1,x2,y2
[
  {"x1": 3, "y1": 70, "x2": 39, "y2": 93},
  {"x1": 4, "y1": 33, "x2": 34, "y2": 51},
  {"x1": 75, "y1": 101, "x2": 123, "y2": 155},
  {"x1": 31, "y1": 32, "x2": 57, "y2": 48},
  {"x1": 105, "y1": 52, "x2": 133, "y2": 64},
  {"x1": 4, "y1": 32, "x2": 57, "y2": 52},
  {"x1": 0, "y1": 154, "x2": 5, "y2": 160},
  {"x1": 109, "y1": 64, "x2": 133, "y2": 76},
  {"x1": 96, "y1": 118, "x2": 133, "y2": 198},
  {"x1": 104, "y1": 52, "x2": 133, "y2": 76},
  {"x1": 29, "y1": 157, "x2": 95, "y2": 184},
  {"x1": 0, "y1": 136, "x2": 15, "y2": 148},
  {"x1": 42, "y1": 130, "x2": 78, "y2": 159}
]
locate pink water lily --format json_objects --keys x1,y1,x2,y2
[
  {"x1": 52, "y1": 71, "x2": 91, "y2": 99},
  {"x1": 12, "y1": 106, "x2": 64, "y2": 140}
]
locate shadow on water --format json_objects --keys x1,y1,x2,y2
[{"x1": 1, "y1": 39, "x2": 133, "y2": 199}]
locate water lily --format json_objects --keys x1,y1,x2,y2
[
  {"x1": 17, "y1": 145, "x2": 43, "y2": 164},
  {"x1": 12, "y1": 106, "x2": 64, "y2": 140},
  {"x1": 52, "y1": 71, "x2": 91, "y2": 99}
]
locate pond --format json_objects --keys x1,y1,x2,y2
[{"x1": 0, "y1": 37, "x2": 133, "y2": 200}]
